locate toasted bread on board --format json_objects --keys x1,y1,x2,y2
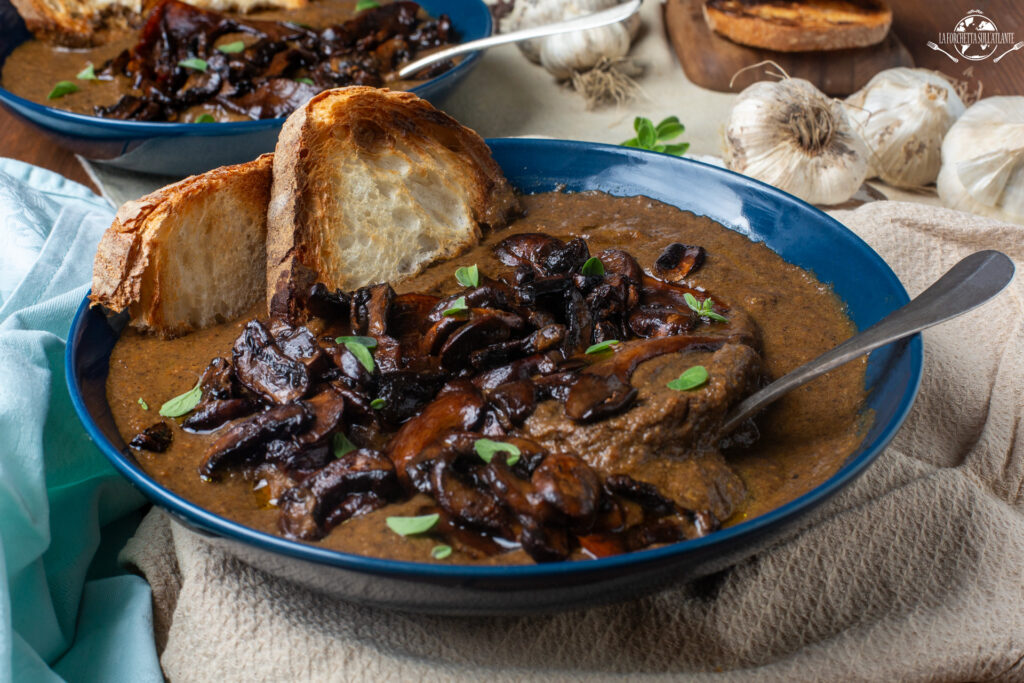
[
  {"x1": 266, "y1": 86, "x2": 520, "y2": 320},
  {"x1": 90, "y1": 154, "x2": 272, "y2": 338},
  {"x1": 702, "y1": 0, "x2": 892, "y2": 52},
  {"x1": 11, "y1": 0, "x2": 305, "y2": 47}
]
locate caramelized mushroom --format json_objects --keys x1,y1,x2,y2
[
  {"x1": 653, "y1": 243, "x2": 706, "y2": 281},
  {"x1": 200, "y1": 403, "x2": 312, "y2": 478},
  {"x1": 129, "y1": 422, "x2": 173, "y2": 452},
  {"x1": 233, "y1": 320, "x2": 311, "y2": 404}
]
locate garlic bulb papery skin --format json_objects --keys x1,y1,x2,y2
[
  {"x1": 937, "y1": 96, "x2": 1024, "y2": 223},
  {"x1": 723, "y1": 78, "x2": 869, "y2": 206},
  {"x1": 500, "y1": 0, "x2": 640, "y2": 79},
  {"x1": 845, "y1": 68, "x2": 965, "y2": 189}
]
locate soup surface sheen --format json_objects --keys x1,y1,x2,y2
[{"x1": 106, "y1": 191, "x2": 866, "y2": 564}]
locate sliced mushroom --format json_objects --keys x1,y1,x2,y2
[
  {"x1": 233, "y1": 320, "x2": 311, "y2": 404},
  {"x1": 439, "y1": 315, "x2": 511, "y2": 371},
  {"x1": 653, "y1": 243, "x2": 706, "y2": 282},
  {"x1": 129, "y1": 422, "x2": 173, "y2": 452},
  {"x1": 200, "y1": 403, "x2": 312, "y2": 478},
  {"x1": 183, "y1": 398, "x2": 254, "y2": 431},
  {"x1": 627, "y1": 304, "x2": 697, "y2": 338}
]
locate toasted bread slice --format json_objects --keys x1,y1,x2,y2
[
  {"x1": 11, "y1": 0, "x2": 305, "y2": 47},
  {"x1": 90, "y1": 154, "x2": 272, "y2": 337},
  {"x1": 703, "y1": 0, "x2": 892, "y2": 52},
  {"x1": 266, "y1": 87, "x2": 520, "y2": 319}
]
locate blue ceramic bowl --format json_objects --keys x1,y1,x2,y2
[
  {"x1": 0, "y1": 0, "x2": 491, "y2": 176},
  {"x1": 66, "y1": 139, "x2": 922, "y2": 615}
]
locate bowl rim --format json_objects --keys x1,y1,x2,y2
[
  {"x1": 0, "y1": 0, "x2": 491, "y2": 135},
  {"x1": 65, "y1": 138, "x2": 923, "y2": 581}
]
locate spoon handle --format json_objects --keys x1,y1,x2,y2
[
  {"x1": 397, "y1": 0, "x2": 643, "y2": 79},
  {"x1": 720, "y1": 250, "x2": 1016, "y2": 434}
]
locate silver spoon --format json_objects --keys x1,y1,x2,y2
[
  {"x1": 397, "y1": 0, "x2": 643, "y2": 79},
  {"x1": 720, "y1": 250, "x2": 1016, "y2": 434}
]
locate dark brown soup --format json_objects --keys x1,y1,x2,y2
[
  {"x1": 2, "y1": 0, "x2": 455, "y2": 122},
  {"x1": 106, "y1": 191, "x2": 866, "y2": 564}
]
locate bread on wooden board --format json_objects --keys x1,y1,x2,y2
[
  {"x1": 11, "y1": 0, "x2": 305, "y2": 47},
  {"x1": 702, "y1": 0, "x2": 892, "y2": 53},
  {"x1": 266, "y1": 86, "x2": 521, "y2": 321},
  {"x1": 90, "y1": 154, "x2": 272, "y2": 338}
]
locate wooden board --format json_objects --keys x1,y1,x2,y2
[
  {"x1": 664, "y1": 0, "x2": 913, "y2": 96},
  {"x1": 891, "y1": 0, "x2": 1024, "y2": 98}
]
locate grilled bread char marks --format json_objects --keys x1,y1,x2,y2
[
  {"x1": 703, "y1": 0, "x2": 892, "y2": 52},
  {"x1": 266, "y1": 87, "x2": 521, "y2": 322},
  {"x1": 11, "y1": 0, "x2": 306, "y2": 47},
  {"x1": 89, "y1": 154, "x2": 273, "y2": 338}
]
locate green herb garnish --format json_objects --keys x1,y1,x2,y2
[
  {"x1": 621, "y1": 116, "x2": 689, "y2": 156},
  {"x1": 370, "y1": 398, "x2": 386, "y2": 410},
  {"x1": 386, "y1": 513, "x2": 439, "y2": 536},
  {"x1": 442, "y1": 295, "x2": 469, "y2": 317},
  {"x1": 580, "y1": 257, "x2": 605, "y2": 276},
  {"x1": 195, "y1": 113, "x2": 216, "y2": 123},
  {"x1": 332, "y1": 432, "x2": 356, "y2": 458},
  {"x1": 217, "y1": 40, "x2": 246, "y2": 54},
  {"x1": 474, "y1": 438, "x2": 521, "y2": 466},
  {"x1": 334, "y1": 336, "x2": 378, "y2": 373},
  {"x1": 431, "y1": 544, "x2": 453, "y2": 559},
  {"x1": 76, "y1": 63, "x2": 97, "y2": 81},
  {"x1": 178, "y1": 58, "x2": 208, "y2": 72},
  {"x1": 585, "y1": 340, "x2": 619, "y2": 355},
  {"x1": 138, "y1": 398, "x2": 149, "y2": 411},
  {"x1": 294, "y1": 77, "x2": 314, "y2": 85},
  {"x1": 667, "y1": 365, "x2": 709, "y2": 391},
  {"x1": 454, "y1": 264, "x2": 479, "y2": 288},
  {"x1": 683, "y1": 292, "x2": 727, "y2": 322},
  {"x1": 344, "y1": 341, "x2": 375, "y2": 373},
  {"x1": 334, "y1": 335, "x2": 378, "y2": 348},
  {"x1": 158, "y1": 380, "x2": 202, "y2": 417},
  {"x1": 47, "y1": 81, "x2": 78, "y2": 99},
  {"x1": 355, "y1": 0, "x2": 380, "y2": 11}
]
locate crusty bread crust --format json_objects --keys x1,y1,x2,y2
[
  {"x1": 703, "y1": 0, "x2": 892, "y2": 52},
  {"x1": 267, "y1": 86, "x2": 520, "y2": 320},
  {"x1": 90, "y1": 154, "x2": 273, "y2": 337}
]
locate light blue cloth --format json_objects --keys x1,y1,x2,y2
[{"x1": 0, "y1": 159, "x2": 163, "y2": 682}]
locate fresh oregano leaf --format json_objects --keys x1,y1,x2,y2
[
  {"x1": 585, "y1": 340, "x2": 619, "y2": 355},
  {"x1": 431, "y1": 544, "x2": 453, "y2": 559},
  {"x1": 159, "y1": 381, "x2": 202, "y2": 417},
  {"x1": 332, "y1": 432, "x2": 356, "y2": 458},
  {"x1": 178, "y1": 58, "x2": 208, "y2": 72},
  {"x1": 662, "y1": 142, "x2": 690, "y2": 157},
  {"x1": 217, "y1": 40, "x2": 245, "y2": 54},
  {"x1": 294, "y1": 77, "x2": 314, "y2": 85},
  {"x1": 454, "y1": 264, "x2": 479, "y2": 288},
  {"x1": 580, "y1": 257, "x2": 605, "y2": 276},
  {"x1": 344, "y1": 341, "x2": 375, "y2": 373},
  {"x1": 442, "y1": 295, "x2": 469, "y2": 317},
  {"x1": 667, "y1": 365, "x2": 709, "y2": 391},
  {"x1": 386, "y1": 513, "x2": 439, "y2": 536},
  {"x1": 474, "y1": 438, "x2": 521, "y2": 466},
  {"x1": 334, "y1": 335, "x2": 378, "y2": 348},
  {"x1": 636, "y1": 117, "x2": 656, "y2": 149},
  {"x1": 138, "y1": 398, "x2": 149, "y2": 411},
  {"x1": 76, "y1": 63, "x2": 97, "y2": 80},
  {"x1": 47, "y1": 81, "x2": 78, "y2": 99},
  {"x1": 655, "y1": 116, "x2": 685, "y2": 141},
  {"x1": 195, "y1": 113, "x2": 216, "y2": 123},
  {"x1": 355, "y1": 0, "x2": 380, "y2": 10},
  {"x1": 370, "y1": 398, "x2": 386, "y2": 410}
]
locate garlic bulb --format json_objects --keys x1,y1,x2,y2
[
  {"x1": 723, "y1": 78, "x2": 869, "y2": 205},
  {"x1": 937, "y1": 97, "x2": 1024, "y2": 223},
  {"x1": 844, "y1": 68, "x2": 965, "y2": 188},
  {"x1": 500, "y1": 0, "x2": 640, "y2": 79}
]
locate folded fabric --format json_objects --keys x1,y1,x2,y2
[
  {"x1": 122, "y1": 201, "x2": 1023, "y2": 681},
  {"x1": 0, "y1": 159, "x2": 163, "y2": 682}
]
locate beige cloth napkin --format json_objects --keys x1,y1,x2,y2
[{"x1": 120, "y1": 201, "x2": 1024, "y2": 682}]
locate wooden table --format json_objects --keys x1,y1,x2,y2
[{"x1": 0, "y1": 105, "x2": 97, "y2": 192}]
